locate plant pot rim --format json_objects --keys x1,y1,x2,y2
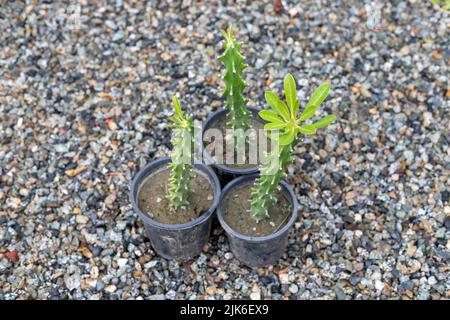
[
  {"x1": 202, "y1": 107, "x2": 263, "y2": 175},
  {"x1": 130, "y1": 157, "x2": 221, "y2": 231},
  {"x1": 216, "y1": 174, "x2": 298, "y2": 242}
]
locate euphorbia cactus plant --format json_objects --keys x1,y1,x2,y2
[
  {"x1": 218, "y1": 26, "x2": 251, "y2": 133},
  {"x1": 166, "y1": 96, "x2": 195, "y2": 209},
  {"x1": 250, "y1": 74, "x2": 336, "y2": 221}
]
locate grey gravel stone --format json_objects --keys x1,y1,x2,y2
[
  {"x1": 289, "y1": 284, "x2": 299, "y2": 294},
  {"x1": 444, "y1": 217, "x2": 450, "y2": 230},
  {"x1": 401, "y1": 281, "x2": 415, "y2": 292},
  {"x1": 0, "y1": 0, "x2": 448, "y2": 301},
  {"x1": 349, "y1": 275, "x2": 362, "y2": 286}
]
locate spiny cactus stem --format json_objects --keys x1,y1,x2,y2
[
  {"x1": 219, "y1": 27, "x2": 251, "y2": 134},
  {"x1": 166, "y1": 98, "x2": 195, "y2": 210},
  {"x1": 249, "y1": 143, "x2": 293, "y2": 222}
]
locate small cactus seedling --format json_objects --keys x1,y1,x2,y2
[
  {"x1": 218, "y1": 26, "x2": 251, "y2": 134},
  {"x1": 166, "y1": 96, "x2": 195, "y2": 210},
  {"x1": 250, "y1": 74, "x2": 336, "y2": 221}
]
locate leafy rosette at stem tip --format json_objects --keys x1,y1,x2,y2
[
  {"x1": 166, "y1": 95, "x2": 195, "y2": 210},
  {"x1": 260, "y1": 73, "x2": 336, "y2": 146},
  {"x1": 250, "y1": 73, "x2": 336, "y2": 221},
  {"x1": 218, "y1": 26, "x2": 251, "y2": 133}
]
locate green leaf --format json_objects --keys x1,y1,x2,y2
[
  {"x1": 264, "y1": 122, "x2": 286, "y2": 130},
  {"x1": 297, "y1": 125, "x2": 317, "y2": 135},
  {"x1": 278, "y1": 129, "x2": 295, "y2": 145},
  {"x1": 259, "y1": 109, "x2": 283, "y2": 123},
  {"x1": 283, "y1": 73, "x2": 297, "y2": 115},
  {"x1": 299, "y1": 103, "x2": 319, "y2": 122},
  {"x1": 313, "y1": 114, "x2": 336, "y2": 129},
  {"x1": 172, "y1": 95, "x2": 183, "y2": 118},
  {"x1": 307, "y1": 82, "x2": 330, "y2": 110},
  {"x1": 293, "y1": 100, "x2": 300, "y2": 118},
  {"x1": 168, "y1": 115, "x2": 179, "y2": 124},
  {"x1": 264, "y1": 91, "x2": 290, "y2": 121}
]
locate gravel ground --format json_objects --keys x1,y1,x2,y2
[{"x1": 0, "y1": 0, "x2": 449, "y2": 300}]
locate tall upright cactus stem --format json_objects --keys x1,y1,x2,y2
[
  {"x1": 166, "y1": 96, "x2": 195, "y2": 210},
  {"x1": 218, "y1": 26, "x2": 251, "y2": 133},
  {"x1": 249, "y1": 143, "x2": 293, "y2": 221}
]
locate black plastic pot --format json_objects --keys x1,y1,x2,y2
[
  {"x1": 130, "y1": 157, "x2": 221, "y2": 261},
  {"x1": 201, "y1": 107, "x2": 264, "y2": 187},
  {"x1": 216, "y1": 174, "x2": 298, "y2": 267}
]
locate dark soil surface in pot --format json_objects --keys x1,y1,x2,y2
[
  {"x1": 222, "y1": 182, "x2": 292, "y2": 237},
  {"x1": 137, "y1": 167, "x2": 213, "y2": 224},
  {"x1": 205, "y1": 115, "x2": 270, "y2": 169}
]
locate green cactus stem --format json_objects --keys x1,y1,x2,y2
[
  {"x1": 218, "y1": 26, "x2": 251, "y2": 133},
  {"x1": 166, "y1": 95, "x2": 195, "y2": 210},
  {"x1": 250, "y1": 143, "x2": 293, "y2": 221}
]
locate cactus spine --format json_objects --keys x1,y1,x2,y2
[
  {"x1": 166, "y1": 96, "x2": 195, "y2": 210},
  {"x1": 218, "y1": 26, "x2": 251, "y2": 133}
]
